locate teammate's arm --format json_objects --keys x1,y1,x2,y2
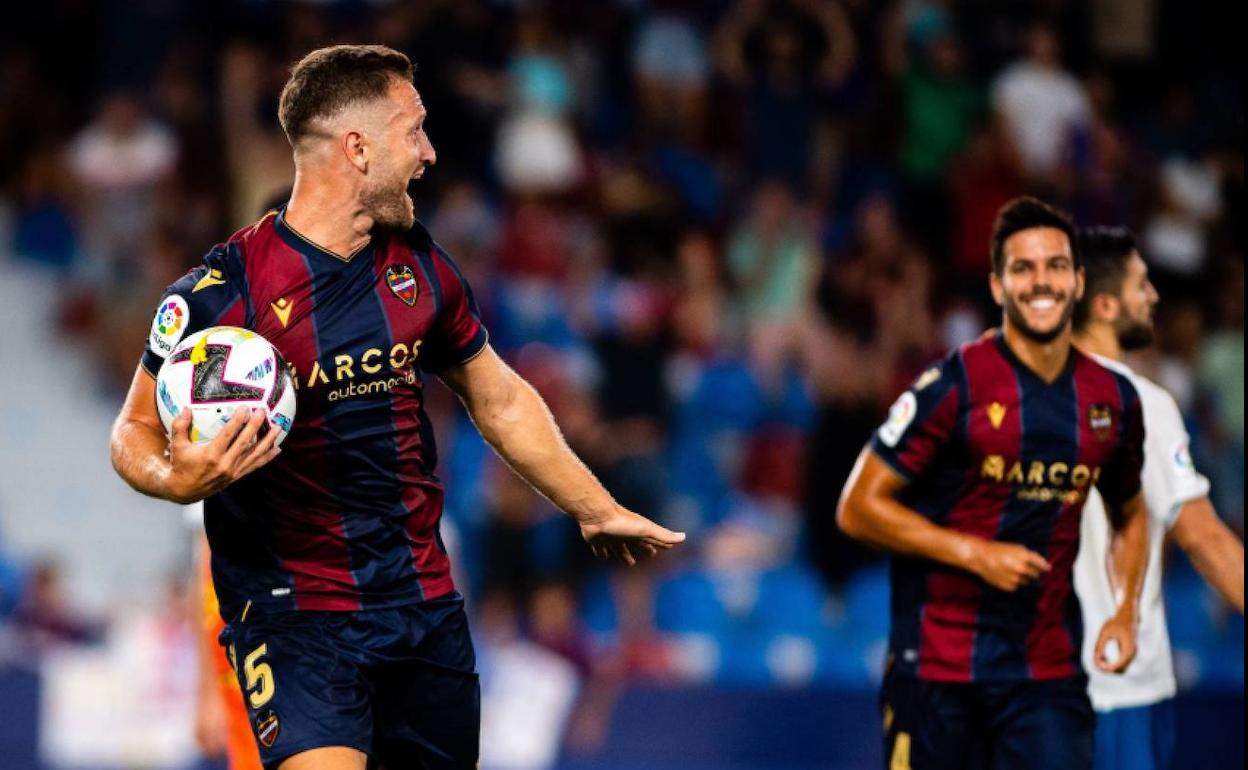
[
  {"x1": 837, "y1": 449, "x2": 1051, "y2": 592},
  {"x1": 1170, "y1": 497, "x2": 1245, "y2": 613},
  {"x1": 438, "y1": 345, "x2": 685, "y2": 565},
  {"x1": 109, "y1": 366, "x2": 280, "y2": 504},
  {"x1": 1092, "y1": 491, "x2": 1148, "y2": 673}
]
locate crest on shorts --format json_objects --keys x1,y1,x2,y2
[
  {"x1": 386, "y1": 264, "x2": 418, "y2": 306},
  {"x1": 255, "y1": 709, "x2": 281, "y2": 748},
  {"x1": 1088, "y1": 404, "x2": 1113, "y2": 441}
]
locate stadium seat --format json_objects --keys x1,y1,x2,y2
[
  {"x1": 751, "y1": 564, "x2": 834, "y2": 635},
  {"x1": 1165, "y1": 577, "x2": 1216, "y2": 648},
  {"x1": 842, "y1": 564, "x2": 891, "y2": 645},
  {"x1": 655, "y1": 569, "x2": 736, "y2": 635}
]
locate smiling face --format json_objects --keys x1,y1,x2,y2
[
  {"x1": 359, "y1": 79, "x2": 437, "y2": 230},
  {"x1": 991, "y1": 226, "x2": 1085, "y2": 344}
]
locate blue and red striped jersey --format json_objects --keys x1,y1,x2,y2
[
  {"x1": 868, "y1": 331, "x2": 1144, "y2": 682},
  {"x1": 141, "y1": 209, "x2": 488, "y2": 620}
]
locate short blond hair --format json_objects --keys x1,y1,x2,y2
[{"x1": 278, "y1": 44, "x2": 414, "y2": 145}]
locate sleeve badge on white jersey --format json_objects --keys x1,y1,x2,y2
[
  {"x1": 149, "y1": 294, "x2": 189, "y2": 359},
  {"x1": 1171, "y1": 440, "x2": 1197, "y2": 476},
  {"x1": 878, "y1": 391, "x2": 918, "y2": 448}
]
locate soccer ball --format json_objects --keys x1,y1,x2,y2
[{"x1": 155, "y1": 326, "x2": 297, "y2": 445}]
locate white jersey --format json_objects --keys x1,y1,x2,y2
[{"x1": 1074, "y1": 355, "x2": 1210, "y2": 711}]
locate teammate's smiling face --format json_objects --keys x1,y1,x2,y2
[
  {"x1": 361, "y1": 79, "x2": 436, "y2": 230},
  {"x1": 991, "y1": 226, "x2": 1085, "y2": 343}
]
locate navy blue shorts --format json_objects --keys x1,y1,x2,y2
[
  {"x1": 219, "y1": 593, "x2": 479, "y2": 770},
  {"x1": 880, "y1": 668, "x2": 1094, "y2": 770}
]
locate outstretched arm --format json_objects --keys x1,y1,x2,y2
[
  {"x1": 109, "y1": 365, "x2": 279, "y2": 504},
  {"x1": 1171, "y1": 497, "x2": 1244, "y2": 613},
  {"x1": 837, "y1": 448, "x2": 1051, "y2": 591},
  {"x1": 438, "y1": 345, "x2": 685, "y2": 565}
]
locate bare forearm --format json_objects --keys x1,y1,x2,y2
[
  {"x1": 110, "y1": 418, "x2": 180, "y2": 502},
  {"x1": 1191, "y1": 532, "x2": 1245, "y2": 612},
  {"x1": 470, "y1": 377, "x2": 614, "y2": 522},
  {"x1": 839, "y1": 493, "x2": 981, "y2": 571},
  {"x1": 1174, "y1": 500, "x2": 1246, "y2": 612},
  {"x1": 1110, "y1": 499, "x2": 1149, "y2": 619}
]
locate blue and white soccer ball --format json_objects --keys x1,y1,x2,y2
[{"x1": 155, "y1": 326, "x2": 297, "y2": 445}]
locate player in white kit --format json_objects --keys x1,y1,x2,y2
[{"x1": 1072, "y1": 226, "x2": 1244, "y2": 770}]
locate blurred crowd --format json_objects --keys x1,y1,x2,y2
[{"x1": 0, "y1": 0, "x2": 1242, "y2": 756}]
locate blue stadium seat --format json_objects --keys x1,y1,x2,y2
[
  {"x1": 752, "y1": 564, "x2": 834, "y2": 635},
  {"x1": 716, "y1": 629, "x2": 778, "y2": 687},
  {"x1": 842, "y1": 564, "x2": 891, "y2": 645},
  {"x1": 1165, "y1": 577, "x2": 1216, "y2": 648},
  {"x1": 655, "y1": 569, "x2": 734, "y2": 635},
  {"x1": 813, "y1": 627, "x2": 886, "y2": 687},
  {"x1": 580, "y1": 570, "x2": 618, "y2": 636}
]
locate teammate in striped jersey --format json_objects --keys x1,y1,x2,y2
[{"x1": 838, "y1": 197, "x2": 1149, "y2": 770}]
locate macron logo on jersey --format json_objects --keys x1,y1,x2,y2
[{"x1": 192, "y1": 269, "x2": 226, "y2": 293}]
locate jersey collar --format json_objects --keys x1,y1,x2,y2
[
  {"x1": 275, "y1": 207, "x2": 372, "y2": 265},
  {"x1": 993, "y1": 328, "x2": 1078, "y2": 386}
]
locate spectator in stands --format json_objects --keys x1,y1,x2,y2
[
  {"x1": 632, "y1": 1, "x2": 712, "y2": 147},
  {"x1": 10, "y1": 560, "x2": 103, "y2": 653},
  {"x1": 991, "y1": 22, "x2": 1090, "y2": 183},
  {"x1": 895, "y1": 26, "x2": 983, "y2": 259},
  {"x1": 66, "y1": 92, "x2": 178, "y2": 284},
  {"x1": 1199, "y1": 258, "x2": 1246, "y2": 530},
  {"x1": 714, "y1": 0, "x2": 856, "y2": 191},
  {"x1": 726, "y1": 179, "x2": 818, "y2": 384}
]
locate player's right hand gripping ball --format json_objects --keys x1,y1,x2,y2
[{"x1": 155, "y1": 326, "x2": 297, "y2": 445}]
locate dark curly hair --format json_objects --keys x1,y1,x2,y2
[{"x1": 989, "y1": 196, "x2": 1079, "y2": 276}]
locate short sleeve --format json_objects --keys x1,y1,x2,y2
[
  {"x1": 1094, "y1": 381, "x2": 1145, "y2": 508},
  {"x1": 1141, "y1": 385, "x2": 1211, "y2": 529},
  {"x1": 420, "y1": 244, "x2": 489, "y2": 372},
  {"x1": 140, "y1": 246, "x2": 245, "y2": 377},
  {"x1": 869, "y1": 354, "x2": 962, "y2": 480}
]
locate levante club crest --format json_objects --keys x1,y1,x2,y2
[
  {"x1": 386, "y1": 265, "x2": 418, "y2": 306},
  {"x1": 1088, "y1": 404, "x2": 1114, "y2": 441},
  {"x1": 255, "y1": 709, "x2": 281, "y2": 748}
]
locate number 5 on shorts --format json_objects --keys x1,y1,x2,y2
[{"x1": 244, "y1": 643, "x2": 276, "y2": 708}]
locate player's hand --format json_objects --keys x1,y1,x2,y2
[
  {"x1": 579, "y1": 507, "x2": 686, "y2": 566},
  {"x1": 968, "y1": 539, "x2": 1051, "y2": 592},
  {"x1": 1093, "y1": 609, "x2": 1138, "y2": 673},
  {"x1": 166, "y1": 407, "x2": 282, "y2": 503}
]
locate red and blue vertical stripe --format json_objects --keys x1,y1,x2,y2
[
  {"x1": 183, "y1": 213, "x2": 486, "y2": 620},
  {"x1": 871, "y1": 332, "x2": 1143, "y2": 682}
]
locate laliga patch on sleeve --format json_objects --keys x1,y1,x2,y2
[
  {"x1": 149, "y1": 294, "x2": 189, "y2": 359},
  {"x1": 878, "y1": 391, "x2": 918, "y2": 448},
  {"x1": 1171, "y1": 440, "x2": 1197, "y2": 476}
]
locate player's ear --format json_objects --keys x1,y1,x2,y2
[
  {"x1": 989, "y1": 270, "x2": 1005, "y2": 307},
  {"x1": 342, "y1": 129, "x2": 369, "y2": 173},
  {"x1": 1074, "y1": 265, "x2": 1086, "y2": 302},
  {"x1": 1093, "y1": 293, "x2": 1119, "y2": 323}
]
